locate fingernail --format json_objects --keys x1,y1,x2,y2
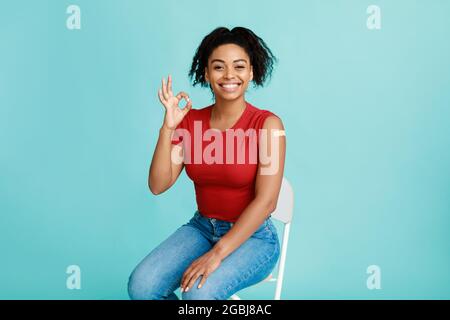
[
  {"x1": 185, "y1": 287, "x2": 189, "y2": 292},
  {"x1": 198, "y1": 284, "x2": 202, "y2": 289}
]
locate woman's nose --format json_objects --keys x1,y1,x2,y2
[{"x1": 224, "y1": 69, "x2": 235, "y2": 79}]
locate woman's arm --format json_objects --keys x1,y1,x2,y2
[
  {"x1": 148, "y1": 127, "x2": 184, "y2": 195},
  {"x1": 149, "y1": 75, "x2": 192, "y2": 195}
]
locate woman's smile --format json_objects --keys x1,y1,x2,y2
[{"x1": 218, "y1": 82, "x2": 242, "y2": 93}]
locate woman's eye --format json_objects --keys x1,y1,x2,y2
[{"x1": 213, "y1": 66, "x2": 244, "y2": 70}]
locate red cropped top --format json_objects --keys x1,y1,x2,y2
[{"x1": 171, "y1": 101, "x2": 278, "y2": 222}]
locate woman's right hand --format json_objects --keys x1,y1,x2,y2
[{"x1": 158, "y1": 74, "x2": 192, "y2": 130}]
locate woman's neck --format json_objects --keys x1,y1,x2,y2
[{"x1": 211, "y1": 97, "x2": 247, "y2": 121}]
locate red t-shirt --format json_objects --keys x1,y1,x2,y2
[{"x1": 171, "y1": 101, "x2": 278, "y2": 222}]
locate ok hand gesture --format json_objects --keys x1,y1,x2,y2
[{"x1": 158, "y1": 75, "x2": 192, "y2": 130}]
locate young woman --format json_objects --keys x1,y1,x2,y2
[{"x1": 128, "y1": 26, "x2": 286, "y2": 300}]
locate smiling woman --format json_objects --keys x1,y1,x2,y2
[
  {"x1": 128, "y1": 26, "x2": 286, "y2": 300},
  {"x1": 189, "y1": 27, "x2": 276, "y2": 97},
  {"x1": 205, "y1": 45, "x2": 252, "y2": 102}
]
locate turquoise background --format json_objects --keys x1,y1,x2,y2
[{"x1": 1, "y1": 0, "x2": 449, "y2": 299}]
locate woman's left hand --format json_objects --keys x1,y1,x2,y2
[{"x1": 181, "y1": 250, "x2": 223, "y2": 292}]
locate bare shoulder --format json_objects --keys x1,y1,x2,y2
[{"x1": 262, "y1": 114, "x2": 285, "y2": 131}]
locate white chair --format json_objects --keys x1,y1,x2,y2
[{"x1": 230, "y1": 176, "x2": 294, "y2": 300}]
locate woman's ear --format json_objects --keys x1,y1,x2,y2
[
  {"x1": 204, "y1": 67, "x2": 209, "y2": 83},
  {"x1": 250, "y1": 65, "x2": 254, "y2": 81}
]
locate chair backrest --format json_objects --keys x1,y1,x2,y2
[
  {"x1": 272, "y1": 177, "x2": 294, "y2": 300},
  {"x1": 271, "y1": 177, "x2": 294, "y2": 224}
]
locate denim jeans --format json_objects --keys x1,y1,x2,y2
[{"x1": 128, "y1": 210, "x2": 280, "y2": 300}]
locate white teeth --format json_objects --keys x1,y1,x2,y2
[{"x1": 221, "y1": 84, "x2": 239, "y2": 88}]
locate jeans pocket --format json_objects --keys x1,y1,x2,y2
[{"x1": 184, "y1": 210, "x2": 202, "y2": 226}]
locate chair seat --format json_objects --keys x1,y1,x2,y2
[
  {"x1": 230, "y1": 274, "x2": 278, "y2": 300},
  {"x1": 264, "y1": 273, "x2": 277, "y2": 282}
]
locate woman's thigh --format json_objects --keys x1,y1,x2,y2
[
  {"x1": 182, "y1": 219, "x2": 280, "y2": 300},
  {"x1": 128, "y1": 224, "x2": 212, "y2": 300}
]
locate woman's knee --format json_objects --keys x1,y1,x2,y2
[
  {"x1": 127, "y1": 267, "x2": 163, "y2": 300},
  {"x1": 127, "y1": 269, "x2": 148, "y2": 300}
]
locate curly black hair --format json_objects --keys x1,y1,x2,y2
[{"x1": 188, "y1": 27, "x2": 277, "y2": 90}]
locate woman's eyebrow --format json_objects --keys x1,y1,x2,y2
[{"x1": 211, "y1": 59, "x2": 248, "y2": 64}]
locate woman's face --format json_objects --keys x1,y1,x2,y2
[{"x1": 205, "y1": 43, "x2": 253, "y2": 100}]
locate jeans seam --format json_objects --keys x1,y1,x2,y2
[
  {"x1": 264, "y1": 219, "x2": 271, "y2": 233},
  {"x1": 221, "y1": 240, "x2": 280, "y2": 299}
]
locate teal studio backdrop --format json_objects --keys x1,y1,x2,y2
[{"x1": 0, "y1": 0, "x2": 449, "y2": 299}]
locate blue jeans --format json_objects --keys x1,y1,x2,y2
[{"x1": 128, "y1": 210, "x2": 280, "y2": 300}]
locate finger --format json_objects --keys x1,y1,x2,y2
[
  {"x1": 181, "y1": 267, "x2": 193, "y2": 292},
  {"x1": 157, "y1": 88, "x2": 166, "y2": 105},
  {"x1": 180, "y1": 273, "x2": 186, "y2": 291},
  {"x1": 186, "y1": 270, "x2": 204, "y2": 292},
  {"x1": 181, "y1": 100, "x2": 192, "y2": 116},
  {"x1": 175, "y1": 91, "x2": 189, "y2": 101},
  {"x1": 168, "y1": 74, "x2": 173, "y2": 96},
  {"x1": 161, "y1": 77, "x2": 169, "y2": 100},
  {"x1": 175, "y1": 92, "x2": 191, "y2": 113},
  {"x1": 182, "y1": 268, "x2": 197, "y2": 293},
  {"x1": 198, "y1": 272, "x2": 209, "y2": 289}
]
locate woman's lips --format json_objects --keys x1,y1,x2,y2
[{"x1": 218, "y1": 83, "x2": 241, "y2": 93}]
